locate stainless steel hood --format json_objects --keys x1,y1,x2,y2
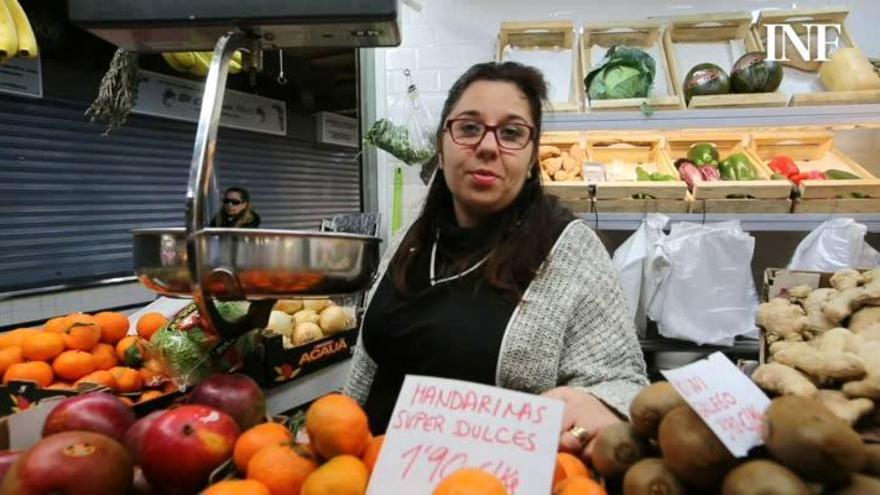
[{"x1": 67, "y1": 0, "x2": 400, "y2": 52}]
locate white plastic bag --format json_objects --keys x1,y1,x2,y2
[
  {"x1": 612, "y1": 214, "x2": 669, "y2": 336},
  {"x1": 788, "y1": 218, "x2": 880, "y2": 271},
  {"x1": 645, "y1": 221, "x2": 759, "y2": 346}
]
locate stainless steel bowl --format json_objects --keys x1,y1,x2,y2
[{"x1": 133, "y1": 228, "x2": 381, "y2": 299}]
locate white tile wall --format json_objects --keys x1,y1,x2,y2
[
  {"x1": 374, "y1": 0, "x2": 880, "y2": 238},
  {"x1": 0, "y1": 282, "x2": 155, "y2": 328}
]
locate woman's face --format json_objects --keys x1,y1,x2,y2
[
  {"x1": 223, "y1": 192, "x2": 247, "y2": 217},
  {"x1": 440, "y1": 80, "x2": 535, "y2": 227}
]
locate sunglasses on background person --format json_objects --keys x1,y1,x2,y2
[{"x1": 223, "y1": 198, "x2": 244, "y2": 206}]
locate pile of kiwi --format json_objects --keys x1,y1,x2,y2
[{"x1": 589, "y1": 382, "x2": 880, "y2": 494}]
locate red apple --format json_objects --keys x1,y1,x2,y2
[
  {"x1": 139, "y1": 405, "x2": 240, "y2": 494},
  {"x1": 187, "y1": 373, "x2": 266, "y2": 430},
  {"x1": 42, "y1": 392, "x2": 136, "y2": 442},
  {"x1": 0, "y1": 451, "x2": 21, "y2": 486},
  {"x1": 0, "y1": 431, "x2": 132, "y2": 495},
  {"x1": 123, "y1": 410, "x2": 166, "y2": 465}
]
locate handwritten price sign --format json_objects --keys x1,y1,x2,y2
[
  {"x1": 366, "y1": 375, "x2": 564, "y2": 495},
  {"x1": 661, "y1": 352, "x2": 771, "y2": 457}
]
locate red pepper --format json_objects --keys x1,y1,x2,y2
[
  {"x1": 791, "y1": 171, "x2": 826, "y2": 185},
  {"x1": 769, "y1": 155, "x2": 800, "y2": 178}
]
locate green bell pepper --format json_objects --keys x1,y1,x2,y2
[
  {"x1": 687, "y1": 143, "x2": 720, "y2": 167},
  {"x1": 718, "y1": 159, "x2": 737, "y2": 181},
  {"x1": 729, "y1": 152, "x2": 757, "y2": 181}
]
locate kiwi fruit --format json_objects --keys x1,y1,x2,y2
[
  {"x1": 630, "y1": 381, "x2": 686, "y2": 439},
  {"x1": 592, "y1": 422, "x2": 649, "y2": 479},
  {"x1": 829, "y1": 474, "x2": 880, "y2": 495},
  {"x1": 658, "y1": 405, "x2": 736, "y2": 490},
  {"x1": 622, "y1": 458, "x2": 685, "y2": 495},
  {"x1": 720, "y1": 460, "x2": 810, "y2": 495},
  {"x1": 764, "y1": 395, "x2": 866, "y2": 485},
  {"x1": 864, "y1": 445, "x2": 880, "y2": 477}
]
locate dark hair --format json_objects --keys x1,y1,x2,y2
[
  {"x1": 390, "y1": 61, "x2": 574, "y2": 299},
  {"x1": 224, "y1": 187, "x2": 250, "y2": 203}
]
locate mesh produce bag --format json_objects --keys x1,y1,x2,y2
[{"x1": 364, "y1": 70, "x2": 436, "y2": 172}]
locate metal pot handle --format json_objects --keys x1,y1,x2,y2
[{"x1": 184, "y1": 31, "x2": 273, "y2": 341}]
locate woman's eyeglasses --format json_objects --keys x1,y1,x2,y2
[
  {"x1": 223, "y1": 199, "x2": 243, "y2": 206},
  {"x1": 444, "y1": 118, "x2": 535, "y2": 150}
]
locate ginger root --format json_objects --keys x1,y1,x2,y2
[
  {"x1": 841, "y1": 343, "x2": 880, "y2": 400},
  {"x1": 787, "y1": 285, "x2": 813, "y2": 299},
  {"x1": 814, "y1": 390, "x2": 875, "y2": 425},
  {"x1": 823, "y1": 287, "x2": 869, "y2": 324},
  {"x1": 751, "y1": 363, "x2": 817, "y2": 397},
  {"x1": 803, "y1": 288, "x2": 839, "y2": 334},
  {"x1": 830, "y1": 269, "x2": 863, "y2": 290},
  {"x1": 772, "y1": 341, "x2": 866, "y2": 382},
  {"x1": 758, "y1": 298, "x2": 809, "y2": 343},
  {"x1": 850, "y1": 306, "x2": 880, "y2": 334}
]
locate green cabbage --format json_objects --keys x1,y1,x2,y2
[{"x1": 586, "y1": 46, "x2": 656, "y2": 100}]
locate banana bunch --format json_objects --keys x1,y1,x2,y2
[
  {"x1": 0, "y1": 0, "x2": 38, "y2": 65},
  {"x1": 161, "y1": 51, "x2": 243, "y2": 77}
]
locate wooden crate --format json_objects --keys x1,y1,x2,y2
[
  {"x1": 497, "y1": 21, "x2": 582, "y2": 112},
  {"x1": 580, "y1": 21, "x2": 683, "y2": 111},
  {"x1": 540, "y1": 132, "x2": 591, "y2": 212},
  {"x1": 585, "y1": 132, "x2": 689, "y2": 209},
  {"x1": 749, "y1": 131, "x2": 880, "y2": 211},
  {"x1": 593, "y1": 197, "x2": 691, "y2": 214},
  {"x1": 663, "y1": 131, "x2": 792, "y2": 204},
  {"x1": 752, "y1": 8, "x2": 880, "y2": 106},
  {"x1": 663, "y1": 13, "x2": 789, "y2": 109}
]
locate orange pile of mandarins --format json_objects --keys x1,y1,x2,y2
[
  {"x1": 198, "y1": 393, "x2": 608, "y2": 495},
  {"x1": 0, "y1": 311, "x2": 175, "y2": 405}
]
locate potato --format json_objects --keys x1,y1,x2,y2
[
  {"x1": 303, "y1": 298, "x2": 333, "y2": 312},
  {"x1": 266, "y1": 310, "x2": 293, "y2": 337},
  {"x1": 293, "y1": 309, "x2": 321, "y2": 326},
  {"x1": 319, "y1": 305, "x2": 352, "y2": 335},
  {"x1": 274, "y1": 299, "x2": 304, "y2": 314},
  {"x1": 292, "y1": 322, "x2": 324, "y2": 346}
]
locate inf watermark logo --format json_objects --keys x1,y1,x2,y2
[{"x1": 764, "y1": 24, "x2": 842, "y2": 62}]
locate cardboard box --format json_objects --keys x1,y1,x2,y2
[{"x1": 245, "y1": 328, "x2": 358, "y2": 387}]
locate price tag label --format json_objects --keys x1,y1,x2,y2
[
  {"x1": 366, "y1": 375, "x2": 564, "y2": 495},
  {"x1": 661, "y1": 352, "x2": 771, "y2": 457}
]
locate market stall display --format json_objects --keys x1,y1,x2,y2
[
  {"x1": 580, "y1": 21, "x2": 682, "y2": 112},
  {"x1": 662, "y1": 131, "x2": 792, "y2": 213},
  {"x1": 496, "y1": 21, "x2": 582, "y2": 112},
  {"x1": 748, "y1": 131, "x2": 880, "y2": 213},
  {"x1": 663, "y1": 13, "x2": 789, "y2": 109},
  {"x1": 752, "y1": 8, "x2": 880, "y2": 106}
]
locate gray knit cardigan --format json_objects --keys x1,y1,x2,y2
[{"x1": 343, "y1": 219, "x2": 649, "y2": 417}]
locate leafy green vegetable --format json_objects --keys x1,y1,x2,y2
[
  {"x1": 364, "y1": 118, "x2": 434, "y2": 165},
  {"x1": 586, "y1": 46, "x2": 656, "y2": 100},
  {"x1": 151, "y1": 326, "x2": 214, "y2": 387}
]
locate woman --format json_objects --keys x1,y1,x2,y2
[
  {"x1": 344, "y1": 62, "x2": 647, "y2": 458},
  {"x1": 210, "y1": 187, "x2": 261, "y2": 228}
]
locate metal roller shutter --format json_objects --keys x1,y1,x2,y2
[{"x1": 0, "y1": 94, "x2": 361, "y2": 292}]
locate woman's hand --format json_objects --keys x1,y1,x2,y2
[{"x1": 541, "y1": 386, "x2": 622, "y2": 460}]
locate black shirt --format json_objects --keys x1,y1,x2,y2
[{"x1": 361, "y1": 218, "x2": 519, "y2": 434}]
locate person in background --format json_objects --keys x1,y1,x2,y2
[
  {"x1": 211, "y1": 187, "x2": 260, "y2": 228},
  {"x1": 344, "y1": 61, "x2": 648, "y2": 461}
]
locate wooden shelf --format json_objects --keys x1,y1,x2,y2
[
  {"x1": 544, "y1": 104, "x2": 880, "y2": 131},
  {"x1": 579, "y1": 212, "x2": 880, "y2": 232}
]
